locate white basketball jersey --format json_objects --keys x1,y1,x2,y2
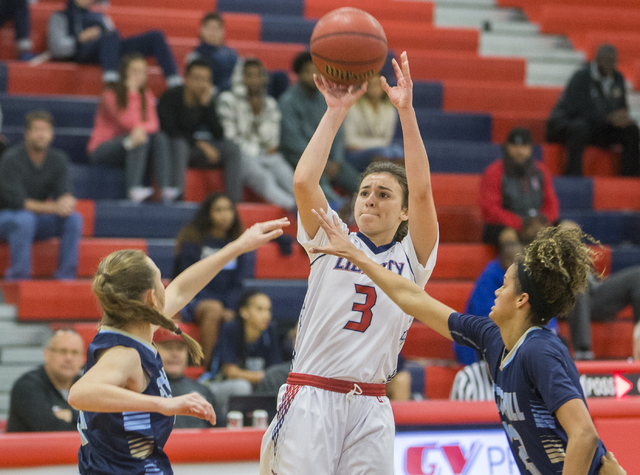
[{"x1": 292, "y1": 208, "x2": 438, "y2": 384}]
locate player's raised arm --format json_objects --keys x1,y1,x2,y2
[
  {"x1": 310, "y1": 208, "x2": 453, "y2": 339},
  {"x1": 382, "y1": 51, "x2": 438, "y2": 265},
  {"x1": 164, "y1": 218, "x2": 289, "y2": 317},
  {"x1": 293, "y1": 76, "x2": 367, "y2": 239}
]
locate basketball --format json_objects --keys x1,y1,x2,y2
[{"x1": 310, "y1": 7, "x2": 387, "y2": 86}]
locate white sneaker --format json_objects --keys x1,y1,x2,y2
[
  {"x1": 128, "y1": 187, "x2": 153, "y2": 203},
  {"x1": 162, "y1": 187, "x2": 181, "y2": 203}
]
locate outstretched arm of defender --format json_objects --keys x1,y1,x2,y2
[{"x1": 310, "y1": 208, "x2": 453, "y2": 339}]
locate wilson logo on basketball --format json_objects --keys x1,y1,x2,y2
[{"x1": 323, "y1": 65, "x2": 377, "y2": 82}]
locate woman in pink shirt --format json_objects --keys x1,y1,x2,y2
[{"x1": 88, "y1": 53, "x2": 178, "y2": 202}]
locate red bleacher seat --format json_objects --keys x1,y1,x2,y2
[
  {"x1": 558, "y1": 318, "x2": 634, "y2": 359},
  {"x1": 255, "y1": 243, "x2": 310, "y2": 279},
  {"x1": 496, "y1": 0, "x2": 640, "y2": 22},
  {"x1": 424, "y1": 365, "x2": 460, "y2": 400},
  {"x1": 443, "y1": 81, "x2": 562, "y2": 115},
  {"x1": 0, "y1": 280, "x2": 99, "y2": 320},
  {"x1": 431, "y1": 174, "x2": 481, "y2": 207},
  {"x1": 540, "y1": 5, "x2": 640, "y2": 37},
  {"x1": 542, "y1": 144, "x2": 620, "y2": 176},
  {"x1": 407, "y1": 51, "x2": 525, "y2": 84},
  {"x1": 404, "y1": 321, "x2": 454, "y2": 360},
  {"x1": 435, "y1": 205, "x2": 483, "y2": 243},
  {"x1": 304, "y1": 0, "x2": 434, "y2": 23},
  {"x1": 430, "y1": 244, "x2": 495, "y2": 280},
  {"x1": 384, "y1": 26, "x2": 478, "y2": 55},
  {"x1": 593, "y1": 177, "x2": 640, "y2": 211},
  {"x1": 0, "y1": 238, "x2": 147, "y2": 279},
  {"x1": 76, "y1": 200, "x2": 95, "y2": 237},
  {"x1": 424, "y1": 281, "x2": 474, "y2": 312},
  {"x1": 491, "y1": 111, "x2": 548, "y2": 144}
]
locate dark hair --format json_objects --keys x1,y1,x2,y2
[
  {"x1": 201, "y1": 11, "x2": 223, "y2": 26},
  {"x1": 25, "y1": 110, "x2": 54, "y2": 129},
  {"x1": 515, "y1": 226, "x2": 594, "y2": 326},
  {"x1": 174, "y1": 192, "x2": 243, "y2": 253},
  {"x1": 292, "y1": 51, "x2": 313, "y2": 75},
  {"x1": 186, "y1": 59, "x2": 213, "y2": 76},
  {"x1": 359, "y1": 161, "x2": 409, "y2": 242},
  {"x1": 93, "y1": 249, "x2": 204, "y2": 364},
  {"x1": 243, "y1": 57, "x2": 264, "y2": 73},
  {"x1": 109, "y1": 53, "x2": 147, "y2": 120},
  {"x1": 234, "y1": 290, "x2": 269, "y2": 369}
]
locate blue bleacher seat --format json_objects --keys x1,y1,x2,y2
[
  {"x1": 553, "y1": 177, "x2": 593, "y2": 211},
  {"x1": 400, "y1": 109, "x2": 492, "y2": 142},
  {"x1": 405, "y1": 361, "x2": 426, "y2": 397},
  {"x1": 611, "y1": 246, "x2": 640, "y2": 273},
  {"x1": 261, "y1": 15, "x2": 316, "y2": 43},
  {"x1": 412, "y1": 82, "x2": 443, "y2": 110},
  {"x1": 560, "y1": 211, "x2": 640, "y2": 245},
  {"x1": 147, "y1": 239, "x2": 177, "y2": 278},
  {"x1": 218, "y1": 0, "x2": 304, "y2": 16},
  {"x1": 71, "y1": 164, "x2": 126, "y2": 199},
  {"x1": 242, "y1": 278, "x2": 306, "y2": 322},
  {"x1": 0, "y1": 63, "x2": 7, "y2": 92},
  {"x1": 3, "y1": 126, "x2": 90, "y2": 164},
  {"x1": 94, "y1": 202, "x2": 198, "y2": 238},
  {"x1": 0, "y1": 94, "x2": 97, "y2": 128}
]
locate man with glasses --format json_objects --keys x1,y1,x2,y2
[{"x1": 7, "y1": 329, "x2": 85, "y2": 432}]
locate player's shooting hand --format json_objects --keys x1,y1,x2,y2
[
  {"x1": 599, "y1": 452, "x2": 626, "y2": 475},
  {"x1": 309, "y1": 208, "x2": 357, "y2": 258},
  {"x1": 314, "y1": 74, "x2": 367, "y2": 111},
  {"x1": 236, "y1": 218, "x2": 290, "y2": 253},
  {"x1": 159, "y1": 392, "x2": 216, "y2": 425},
  {"x1": 381, "y1": 51, "x2": 413, "y2": 111}
]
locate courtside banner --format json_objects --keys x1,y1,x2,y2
[{"x1": 394, "y1": 427, "x2": 517, "y2": 475}]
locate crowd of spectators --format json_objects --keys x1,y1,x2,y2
[{"x1": 1, "y1": 1, "x2": 640, "y2": 433}]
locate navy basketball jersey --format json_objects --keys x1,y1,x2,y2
[
  {"x1": 78, "y1": 327, "x2": 174, "y2": 475},
  {"x1": 449, "y1": 313, "x2": 607, "y2": 475}
]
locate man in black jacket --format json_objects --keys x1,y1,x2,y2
[
  {"x1": 546, "y1": 44, "x2": 639, "y2": 176},
  {"x1": 7, "y1": 329, "x2": 85, "y2": 432},
  {"x1": 157, "y1": 59, "x2": 243, "y2": 202}
]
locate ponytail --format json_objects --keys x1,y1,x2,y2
[{"x1": 93, "y1": 250, "x2": 204, "y2": 364}]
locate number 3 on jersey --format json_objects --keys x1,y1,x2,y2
[{"x1": 345, "y1": 284, "x2": 377, "y2": 332}]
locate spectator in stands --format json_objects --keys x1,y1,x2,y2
[
  {"x1": 7, "y1": 329, "x2": 84, "y2": 432},
  {"x1": 154, "y1": 328, "x2": 220, "y2": 428},
  {"x1": 88, "y1": 54, "x2": 175, "y2": 203},
  {"x1": 185, "y1": 12, "x2": 238, "y2": 94},
  {"x1": 173, "y1": 192, "x2": 253, "y2": 369},
  {"x1": 47, "y1": 0, "x2": 181, "y2": 86},
  {"x1": 0, "y1": 0, "x2": 34, "y2": 60},
  {"x1": 455, "y1": 230, "x2": 524, "y2": 365},
  {"x1": 0, "y1": 110, "x2": 83, "y2": 280},
  {"x1": 547, "y1": 44, "x2": 640, "y2": 176},
  {"x1": 157, "y1": 60, "x2": 243, "y2": 203},
  {"x1": 201, "y1": 290, "x2": 281, "y2": 420},
  {"x1": 216, "y1": 58, "x2": 296, "y2": 212},
  {"x1": 343, "y1": 75, "x2": 404, "y2": 173},
  {"x1": 480, "y1": 126, "x2": 559, "y2": 247},
  {"x1": 559, "y1": 220, "x2": 640, "y2": 361},
  {"x1": 278, "y1": 52, "x2": 360, "y2": 209}
]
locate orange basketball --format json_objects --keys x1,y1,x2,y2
[{"x1": 310, "y1": 7, "x2": 387, "y2": 86}]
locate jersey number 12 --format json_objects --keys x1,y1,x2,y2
[{"x1": 345, "y1": 285, "x2": 377, "y2": 333}]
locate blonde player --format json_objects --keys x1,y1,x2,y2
[{"x1": 260, "y1": 52, "x2": 438, "y2": 475}]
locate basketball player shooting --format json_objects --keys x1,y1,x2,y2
[{"x1": 259, "y1": 51, "x2": 439, "y2": 475}]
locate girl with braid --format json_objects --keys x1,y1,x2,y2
[
  {"x1": 68, "y1": 217, "x2": 288, "y2": 475},
  {"x1": 311, "y1": 216, "x2": 627, "y2": 475}
]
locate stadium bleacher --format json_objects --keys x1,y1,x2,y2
[{"x1": 1, "y1": 0, "x2": 640, "y2": 422}]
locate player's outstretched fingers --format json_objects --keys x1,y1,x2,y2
[{"x1": 400, "y1": 51, "x2": 411, "y2": 81}]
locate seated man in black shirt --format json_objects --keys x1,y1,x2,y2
[
  {"x1": 7, "y1": 329, "x2": 85, "y2": 432},
  {"x1": 157, "y1": 60, "x2": 243, "y2": 202},
  {"x1": 547, "y1": 44, "x2": 640, "y2": 176}
]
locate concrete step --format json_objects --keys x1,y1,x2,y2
[
  {"x1": 0, "y1": 323, "x2": 51, "y2": 347},
  {"x1": 435, "y1": 5, "x2": 519, "y2": 28},
  {"x1": 1, "y1": 347, "x2": 44, "y2": 365},
  {"x1": 0, "y1": 304, "x2": 16, "y2": 321},
  {"x1": 527, "y1": 61, "x2": 580, "y2": 87},
  {"x1": 488, "y1": 20, "x2": 539, "y2": 36},
  {"x1": 0, "y1": 364, "x2": 35, "y2": 392}
]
